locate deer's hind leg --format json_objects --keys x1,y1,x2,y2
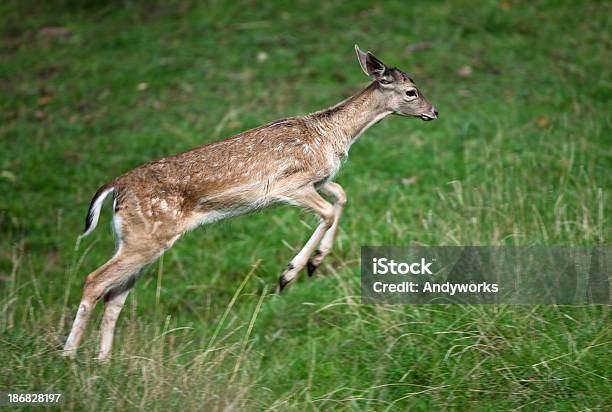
[
  {"x1": 63, "y1": 204, "x2": 176, "y2": 359},
  {"x1": 97, "y1": 282, "x2": 132, "y2": 361},
  {"x1": 63, "y1": 244, "x2": 164, "y2": 358},
  {"x1": 97, "y1": 272, "x2": 146, "y2": 360}
]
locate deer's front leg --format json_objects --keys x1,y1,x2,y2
[
  {"x1": 307, "y1": 182, "x2": 347, "y2": 277},
  {"x1": 278, "y1": 186, "x2": 335, "y2": 292}
]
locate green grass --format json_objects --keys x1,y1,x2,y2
[{"x1": 1, "y1": 0, "x2": 610, "y2": 410}]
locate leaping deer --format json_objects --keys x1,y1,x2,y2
[{"x1": 63, "y1": 45, "x2": 438, "y2": 360}]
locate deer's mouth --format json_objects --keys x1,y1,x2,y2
[{"x1": 419, "y1": 114, "x2": 436, "y2": 121}]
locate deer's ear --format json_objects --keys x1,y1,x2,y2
[
  {"x1": 354, "y1": 45, "x2": 391, "y2": 82},
  {"x1": 355, "y1": 45, "x2": 370, "y2": 76},
  {"x1": 365, "y1": 52, "x2": 388, "y2": 78}
]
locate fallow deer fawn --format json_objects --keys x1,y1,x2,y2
[{"x1": 63, "y1": 45, "x2": 438, "y2": 360}]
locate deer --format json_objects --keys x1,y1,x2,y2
[{"x1": 62, "y1": 45, "x2": 438, "y2": 360}]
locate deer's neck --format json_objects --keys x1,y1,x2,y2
[{"x1": 311, "y1": 82, "x2": 392, "y2": 154}]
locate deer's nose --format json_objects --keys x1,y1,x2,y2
[{"x1": 433, "y1": 108, "x2": 439, "y2": 117}]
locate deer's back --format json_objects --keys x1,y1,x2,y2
[{"x1": 111, "y1": 116, "x2": 339, "y2": 221}]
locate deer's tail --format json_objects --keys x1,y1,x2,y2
[{"x1": 78, "y1": 183, "x2": 115, "y2": 241}]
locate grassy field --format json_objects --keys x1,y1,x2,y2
[{"x1": 1, "y1": 0, "x2": 610, "y2": 410}]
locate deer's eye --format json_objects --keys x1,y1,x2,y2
[
  {"x1": 406, "y1": 89, "x2": 417, "y2": 98},
  {"x1": 379, "y1": 79, "x2": 392, "y2": 85}
]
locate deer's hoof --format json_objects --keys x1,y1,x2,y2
[
  {"x1": 307, "y1": 260, "x2": 318, "y2": 277},
  {"x1": 307, "y1": 250, "x2": 323, "y2": 277},
  {"x1": 97, "y1": 354, "x2": 112, "y2": 363},
  {"x1": 278, "y1": 275, "x2": 289, "y2": 293},
  {"x1": 277, "y1": 263, "x2": 294, "y2": 293}
]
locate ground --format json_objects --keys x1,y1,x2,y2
[{"x1": 0, "y1": 0, "x2": 610, "y2": 410}]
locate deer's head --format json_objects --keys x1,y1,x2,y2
[{"x1": 355, "y1": 45, "x2": 438, "y2": 121}]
